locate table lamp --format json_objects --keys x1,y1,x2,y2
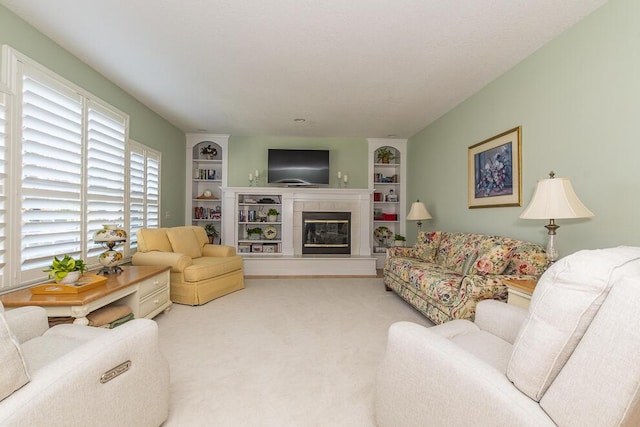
[
  {"x1": 94, "y1": 225, "x2": 127, "y2": 274},
  {"x1": 407, "y1": 200, "x2": 432, "y2": 231},
  {"x1": 520, "y1": 171, "x2": 594, "y2": 262}
]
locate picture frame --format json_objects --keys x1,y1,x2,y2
[{"x1": 468, "y1": 126, "x2": 522, "y2": 208}]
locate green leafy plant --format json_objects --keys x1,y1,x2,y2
[
  {"x1": 376, "y1": 147, "x2": 396, "y2": 163},
  {"x1": 267, "y1": 208, "x2": 279, "y2": 216},
  {"x1": 43, "y1": 255, "x2": 87, "y2": 281},
  {"x1": 204, "y1": 223, "x2": 219, "y2": 238},
  {"x1": 247, "y1": 227, "x2": 263, "y2": 236},
  {"x1": 394, "y1": 234, "x2": 406, "y2": 241}
]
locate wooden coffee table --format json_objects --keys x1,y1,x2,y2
[{"x1": 0, "y1": 265, "x2": 171, "y2": 325}]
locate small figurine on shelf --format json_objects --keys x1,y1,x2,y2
[{"x1": 200, "y1": 144, "x2": 217, "y2": 159}]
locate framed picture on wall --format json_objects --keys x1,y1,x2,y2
[{"x1": 468, "y1": 126, "x2": 522, "y2": 208}]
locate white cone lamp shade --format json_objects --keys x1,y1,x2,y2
[
  {"x1": 520, "y1": 174, "x2": 593, "y2": 261},
  {"x1": 407, "y1": 201, "x2": 432, "y2": 231}
]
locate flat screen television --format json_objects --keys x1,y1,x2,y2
[{"x1": 268, "y1": 149, "x2": 330, "y2": 186}]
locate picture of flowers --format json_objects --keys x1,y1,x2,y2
[{"x1": 468, "y1": 126, "x2": 521, "y2": 208}]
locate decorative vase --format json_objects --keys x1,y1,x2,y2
[
  {"x1": 268, "y1": 215, "x2": 277, "y2": 222},
  {"x1": 394, "y1": 240, "x2": 404, "y2": 247},
  {"x1": 56, "y1": 270, "x2": 81, "y2": 284},
  {"x1": 99, "y1": 250, "x2": 123, "y2": 268}
]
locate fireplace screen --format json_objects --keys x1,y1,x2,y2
[{"x1": 302, "y1": 212, "x2": 351, "y2": 255}]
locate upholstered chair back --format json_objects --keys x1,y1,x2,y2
[{"x1": 508, "y1": 247, "x2": 640, "y2": 426}]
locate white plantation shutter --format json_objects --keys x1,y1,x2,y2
[
  {"x1": 146, "y1": 151, "x2": 160, "y2": 228},
  {"x1": 86, "y1": 102, "x2": 126, "y2": 258},
  {"x1": 2, "y1": 47, "x2": 163, "y2": 290},
  {"x1": 0, "y1": 90, "x2": 7, "y2": 289},
  {"x1": 129, "y1": 141, "x2": 161, "y2": 251},
  {"x1": 20, "y1": 73, "x2": 84, "y2": 282},
  {"x1": 129, "y1": 148, "x2": 145, "y2": 250}
]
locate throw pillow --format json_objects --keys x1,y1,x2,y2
[
  {"x1": 507, "y1": 246, "x2": 640, "y2": 401},
  {"x1": 461, "y1": 252, "x2": 478, "y2": 275},
  {"x1": 138, "y1": 228, "x2": 172, "y2": 253},
  {"x1": 413, "y1": 231, "x2": 441, "y2": 262},
  {"x1": 469, "y1": 241, "x2": 514, "y2": 275},
  {"x1": 166, "y1": 227, "x2": 202, "y2": 259},
  {"x1": 0, "y1": 312, "x2": 30, "y2": 401}
]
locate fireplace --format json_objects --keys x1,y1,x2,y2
[{"x1": 302, "y1": 212, "x2": 351, "y2": 255}]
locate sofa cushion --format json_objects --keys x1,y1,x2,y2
[
  {"x1": 504, "y1": 243, "x2": 550, "y2": 276},
  {"x1": 138, "y1": 228, "x2": 173, "y2": 253},
  {"x1": 436, "y1": 233, "x2": 487, "y2": 274},
  {"x1": 507, "y1": 246, "x2": 640, "y2": 401},
  {"x1": 412, "y1": 231, "x2": 442, "y2": 262},
  {"x1": 0, "y1": 312, "x2": 30, "y2": 401},
  {"x1": 166, "y1": 227, "x2": 202, "y2": 259},
  {"x1": 183, "y1": 256, "x2": 243, "y2": 282},
  {"x1": 470, "y1": 239, "x2": 515, "y2": 275}
]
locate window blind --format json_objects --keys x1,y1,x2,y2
[
  {"x1": 86, "y1": 101, "x2": 126, "y2": 258},
  {"x1": 129, "y1": 141, "x2": 161, "y2": 252},
  {"x1": 0, "y1": 91, "x2": 7, "y2": 289},
  {"x1": 20, "y1": 74, "x2": 84, "y2": 283}
]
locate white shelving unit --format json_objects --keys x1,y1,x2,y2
[
  {"x1": 368, "y1": 138, "x2": 407, "y2": 268},
  {"x1": 185, "y1": 134, "x2": 229, "y2": 242},
  {"x1": 236, "y1": 193, "x2": 283, "y2": 255}
]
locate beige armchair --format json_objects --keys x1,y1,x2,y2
[
  {"x1": 376, "y1": 246, "x2": 640, "y2": 426},
  {"x1": 132, "y1": 226, "x2": 244, "y2": 305},
  {"x1": 0, "y1": 302, "x2": 169, "y2": 426}
]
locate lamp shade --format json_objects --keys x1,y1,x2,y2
[
  {"x1": 407, "y1": 201, "x2": 432, "y2": 221},
  {"x1": 520, "y1": 177, "x2": 594, "y2": 219},
  {"x1": 94, "y1": 225, "x2": 127, "y2": 242}
]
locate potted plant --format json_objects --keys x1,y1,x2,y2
[
  {"x1": 247, "y1": 227, "x2": 263, "y2": 240},
  {"x1": 43, "y1": 254, "x2": 88, "y2": 284},
  {"x1": 376, "y1": 147, "x2": 396, "y2": 164},
  {"x1": 267, "y1": 208, "x2": 279, "y2": 222},
  {"x1": 394, "y1": 234, "x2": 406, "y2": 247},
  {"x1": 200, "y1": 144, "x2": 217, "y2": 160},
  {"x1": 204, "y1": 223, "x2": 219, "y2": 244}
]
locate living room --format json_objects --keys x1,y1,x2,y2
[{"x1": 1, "y1": 0, "x2": 639, "y2": 426}]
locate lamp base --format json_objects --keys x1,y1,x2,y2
[{"x1": 97, "y1": 265, "x2": 124, "y2": 275}]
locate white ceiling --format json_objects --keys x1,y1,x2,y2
[{"x1": 1, "y1": 0, "x2": 607, "y2": 138}]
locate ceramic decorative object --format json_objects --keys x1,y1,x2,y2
[
  {"x1": 93, "y1": 225, "x2": 127, "y2": 274},
  {"x1": 56, "y1": 270, "x2": 82, "y2": 284}
]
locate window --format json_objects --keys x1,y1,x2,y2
[
  {"x1": 2, "y1": 46, "x2": 161, "y2": 290},
  {"x1": 0, "y1": 86, "x2": 8, "y2": 290},
  {"x1": 129, "y1": 140, "x2": 161, "y2": 252}
]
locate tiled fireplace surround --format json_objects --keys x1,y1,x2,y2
[{"x1": 222, "y1": 187, "x2": 376, "y2": 276}]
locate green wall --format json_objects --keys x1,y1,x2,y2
[
  {"x1": 0, "y1": 5, "x2": 186, "y2": 225},
  {"x1": 228, "y1": 136, "x2": 368, "y2": 188},
  {"x1": 407, "y1": 0, "x2": 640, "y2": 256}
]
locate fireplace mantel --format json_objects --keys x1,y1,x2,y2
[{"x1": 221, "y1": 187, "x2": 376, "y2": 276}]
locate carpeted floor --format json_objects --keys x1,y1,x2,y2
[{"x1": 155, "y1": 277, "x2": 432, "y2": 426}]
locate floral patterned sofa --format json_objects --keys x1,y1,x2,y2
[{"x1": 384, "y1": 231, "x2": 550, "y2": 324}]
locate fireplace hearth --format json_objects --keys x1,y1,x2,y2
[{"x1": 302, "y1": 212, "x2": 351, "y2": 255}]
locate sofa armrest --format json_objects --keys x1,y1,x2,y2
[
  {"x1": 376, "y1": 322, "x2": 554, "y2": 427},
  {"x1": 474, "y1": 300, "x2": 527, "y2": 344},
  {"x1": 132, "y1": 251, "x2": 192, "y2": 272},
  {"x1": 4, "y1": 306, "x2": 49, "y2": 344},
  {"x1": 202, "y1": 244, "x2": 237, "y2": 257},
  {"x1": 0, "y1": 319, "x2": 170, "y2": 427}
]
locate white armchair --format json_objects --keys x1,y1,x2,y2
[
  {"x1": 376, "y1": 246, "x2": 640, "y2": 427},
  {"x1": 0, "y1": 302, "x2": 170, "y2": 427}
]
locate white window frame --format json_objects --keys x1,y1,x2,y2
[
  {"x1": 1, "y1": 46, "x2": 161, "y2": 291},
  {"x1": 128, "y1": 139, "x2": 161, "y2": 256}
]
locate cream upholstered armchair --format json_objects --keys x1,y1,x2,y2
[
  {"x1": 132, "y1": 226, "x2": 244, "y2": 305},
  {"x1": 0, "y1": 302, "x2": 169, "y2": 426},
  {"x1": 376, "y1": 246, "x2": 640, "y2": 427}
]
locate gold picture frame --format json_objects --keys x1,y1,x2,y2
[{"x1": 468, "y1": 126, "x2": 522, "y2": 208}]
